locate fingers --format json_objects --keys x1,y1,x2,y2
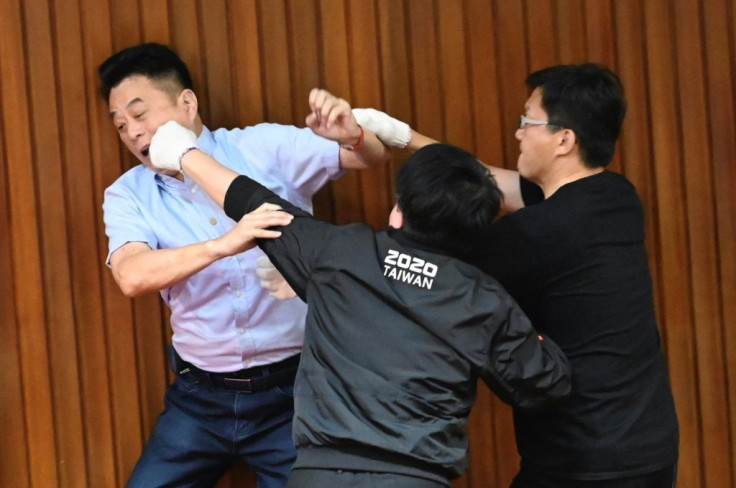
[
  {"x1": 308, "y1": 88, "x2": 352, "y2": 130},
  {"x1": 251, "y1": 202, "x2": 283, "y2": 214},
  {"x1": 240, "y1": 210, "x2": 293, "y2": 229}
]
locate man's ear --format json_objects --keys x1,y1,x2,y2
[
  {"x1": 556, "y1": 128, "x2": 577, "y2": 156},
  {"x1": 180, "y1": 89, "x2": 199, "y2": 119},
  {"x1": 388, "y1": 204, "x2": 404, "y2": 229}
]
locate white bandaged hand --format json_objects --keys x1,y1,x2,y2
[
  {"x1": 351, "y1": 108, "x2": 411, "y2": 148},
  {"x1": 149, "y1": 120, "x2": 199, "y2": 172},
  {"x1": 255, "y1": 256, "x2": 297, "y2": 300}
]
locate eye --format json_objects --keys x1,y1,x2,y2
[
  {"x1": 116, "y1": 123, "x2": 126, "y2": 133},
  {"x1": 133, "y1": 111, "x2": 146, "y2": 120}
]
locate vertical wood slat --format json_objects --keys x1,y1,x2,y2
[
  {"x1": 436, "y1": 0, "x2": 473, "y2": 151},
  {"x1": 228, "y1": 0, "x2": 266, "y2": 128},
  {"x1": 525, "y1": 0, "x2": 558, "y2": 72},
  {"x1": 24, "y1": 0, "x2": 88, "y2": 485},
  {"x1": 56, "y1": 0, "x2": 120, "y2": 477},
  {"x1": 464, "y1": 0, "x2": 504, "y2": 162},
  {"x1": 705, "y1": 0, "x2": 736, "y2": 483},
  {"x1": 78, "y1": 1, "x2": 126, "y2": 487},
  {"x1": 317, "y1": 0, "x2": 362, "y2": 224},
  {"x1": 0, "y1": 77, "x2": 32, "y2": 488},
  {"x1": 348, "y1": 0, "x2": 393, "y2": 230},
  {"x1": 643, "y1": 1, "x2": 702, "y2": 487},
  {"x1": 672, "y1": 2, "x2": 732, "y2": 487},
  {"x1": 406, "y1": 0, "x2": 445, "y2": 140},
  {"x1": 1, "y1": 1, "x2": 735, "y2": 486},
  {"x1": 0, "y1": 1, "x2": 58, "y2": 487}
]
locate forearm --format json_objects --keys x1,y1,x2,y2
[
  {"x1": 180, "y1": 149, "x2": 239, "y2": 207},
  {"x1": 338, "y1": 128, "x2": 391, "y2": 170},
  {"x1": 404, "y1": 130, "x2": 439, "y2": 152},
  {"x1": 111, "y1": 239, "x2": 230, "y2": 297}
]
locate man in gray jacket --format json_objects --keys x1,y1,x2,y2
[{"x1": 149, "y1": 120, "x2": 571, "y2": 488}]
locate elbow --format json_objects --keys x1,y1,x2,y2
[{"x1": 113, "y1": 269, "x2": 147, "y2": 298}]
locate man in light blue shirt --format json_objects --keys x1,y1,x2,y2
[{"x1": 98, "y1": 43, "x2": 390, "y2": 488}]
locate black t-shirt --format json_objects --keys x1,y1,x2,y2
[{"x1": 471, "y1": 171, "x2": 678, "y2": 480}]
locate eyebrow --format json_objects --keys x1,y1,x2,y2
[{"x1": 109, "y1": 97, "x2": 144, "y2": 119}]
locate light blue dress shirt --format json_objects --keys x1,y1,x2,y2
[{"x1": 103, "y1": 124, "x2": 342, "y2": 372}]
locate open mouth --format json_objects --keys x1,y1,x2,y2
[{"x1": 141, "y1": 145, "x2": 150, "y2": 158}]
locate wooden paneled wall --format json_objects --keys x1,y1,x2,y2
[{"x1": 1, "y1": 0, "x2": 734, "y2": 487}]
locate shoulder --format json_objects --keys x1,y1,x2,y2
[
  {"x1": 210, "y1": 123, "x2": 317, "y2": 144},
  {"x1": 104, "y1": 165, "x2": 151, "y2": 196}
]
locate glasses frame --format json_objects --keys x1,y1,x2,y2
[{"x1": 519, "y1": 115, "x2": 564, "y2": 130}]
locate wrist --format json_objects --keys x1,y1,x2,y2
[
  {"x1": 340, "y1": 126, "x2": 364, "y2": 151},
  {"x1": 205, "y1": 236, "x2": 229, "y2": 261},
  {"x1": 178, "y1": 147, "x2": 200, "y2": 172}
]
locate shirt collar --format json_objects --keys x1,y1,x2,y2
[{"x1": 387, "y1": 226, "x2": 446, "y2": 255}]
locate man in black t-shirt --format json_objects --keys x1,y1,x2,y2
[{"x1": 355, "y1": 64, "x2": 679, "y2": 488}]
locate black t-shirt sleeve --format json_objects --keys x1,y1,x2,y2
[
  {"x1": 223, "y1": 175, "x2": 336, "y2": 300},
  {"x1": 520, "y1": 176, "x2": 544, "y2": 206}
]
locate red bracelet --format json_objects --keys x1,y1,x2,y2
[{"x1": 341, "y1": 126, "x2": 364, "y2": 151}]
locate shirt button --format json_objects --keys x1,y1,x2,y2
[
  {"x1": 234, "y1": 290, "x2": 241, "y2": 297},
  {"x1": 238, "y1": 327, "x2": 246, "y2": 335},
  {"x1": 210, "y1": 217, "x2": 217, "y2": 225},
  {"x1": 190, "y1": 187, "x2": 197, "y2": 193}
]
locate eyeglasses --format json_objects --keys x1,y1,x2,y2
[{"x1": 519, "y1": 115, "x2": 563, "y2": 130}]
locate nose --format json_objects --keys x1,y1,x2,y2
[
  {"x1": 125, "y1": 120, "x2": 145, "y2": 141},
  {"x1": 515, "y1": 127, "x2": 523, "y2": 141}
]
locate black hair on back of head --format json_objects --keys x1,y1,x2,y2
[{"x1": 396, "y1": 143, "x2": 503, "y2": 256}]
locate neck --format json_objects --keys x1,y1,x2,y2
[{"x1": 539, "y1": 161, "x2": 604, "y2": 198}]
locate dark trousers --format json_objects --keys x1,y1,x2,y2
[
  {"x1": 510, "y1": 464, "x2": 677, "y2": 488},
  {"x1": 288, "y1": 468, "x2": 450, "y2": 488},
  {"x1": 126, "y1": 363, "x2": 296, "y2": 488}
]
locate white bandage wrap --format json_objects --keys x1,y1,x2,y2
[
  {"x1": 255, "y1": 256, "x2": 297, "y2": 300},
  {"x1": 149, "y1": 120, "x2": 199, "y2": 172},
  {"x1": 351, "y1": 108, "x2": 411, "y2": 149}
]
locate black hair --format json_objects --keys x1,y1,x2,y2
[
  {"x1": 97, "y1": 43, "x2": 194, "y2": 101},
  {"x1": 395, "y1": 143, "x2": 503, "y2": 256},
  {"x1": 526, "y1": 63, "x2": 626, "y2": 167}
]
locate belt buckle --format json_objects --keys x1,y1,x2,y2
[{"x1": 223, "y1": 377, "x2": 253, "y2": 392}]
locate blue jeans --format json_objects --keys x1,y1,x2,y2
[{"x1": 127, "y1": 366, "x2": 296, "y2": 488}]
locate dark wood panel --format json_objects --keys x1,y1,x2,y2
[
  {"x1": 349, "y1": 0, "x2": 393, "y2": 230},
  {"x1": 228, "y1": 0, "x2": 267, "y2": 127},
  {"x1": 406, "y1": 0, "x2": 445, "y2": 140},
  {"x1": 24, "y1": 0, "x2": 89, "y2": 485},
  {"x1": 464, "y1": 0, "x2": 504, "y2": 161},
  {"x1": 672, "y1": 1, "x2": 732, "y2": 486},
  {"x1": 526, "y1": 0, "x2": 558, "y2": 71},
  {"x1": 436, "y1": 0, "x2": 474, "y2": 150},
  {"x1": 703, "y1": 0, "x2": 736, "y2": 483},
  {"x1": 317, "y1": 0, "x2": 363, "y2": 224},
  {"x1": 0, "y1": 1, "x2": 59, "y2": 486},
  {"x1": 643, "y1": 1, "x2": 702, "y2": 487},
  {"x1": 0, "y1": 65, "x2": 32, "y2": 488},
  {"x1": 493, "y1": 0, "x2": 530, "y2": 170},
  {"x1": 555, "y1": 0, "x2": 586, "y2": 63}
]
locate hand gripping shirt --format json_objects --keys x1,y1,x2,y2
[
  {"x1": 102, "y1": 124, "x2": 342, "y2": 371},
  {"x1": 223, "y1": 175, "x2": 571, "y2": 482}
]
